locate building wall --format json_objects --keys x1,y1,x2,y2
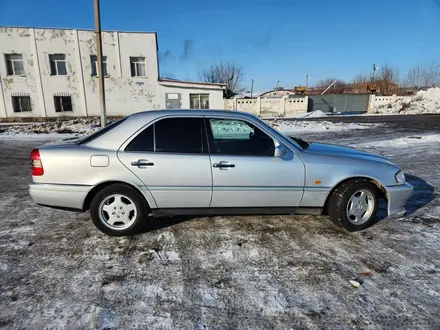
[
  {"x1": 0, "y1": 28, "x2": 41, "y2": 118},
  {"x1": 1, "y1": 27, "x2": 227, "y2": 119},
  {"x1": 158, "y1": 84, "x2": 225, "y2": 109},
  {"x1": 77, "y1": 30, "x2": 161, "y2": 116},
  {"x1": 34, "y1": 28, "x2": 82, "y2": 117}
]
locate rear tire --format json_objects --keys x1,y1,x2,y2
[
  {"x1": 328, "y1": 179, "x2": 378, "y2": 232},
  {"x1": 90, "y1": 184, "x2": 149, "y2": 236}
]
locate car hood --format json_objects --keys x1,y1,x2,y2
[{"x1": 303, "y1": 142, "x2": 393, "y2": 164}]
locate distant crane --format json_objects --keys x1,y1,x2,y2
[{"x1": 321, "y1": 80, "x2": 337, "y2": 95}]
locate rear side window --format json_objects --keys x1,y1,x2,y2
[
  {"x1": 155, "y1": 118, "x2": 203, "y2": 153},
  {"x1": 125, "y1": 125, "x2": 154, "y2": 152},
  {"x1": 125, "y1": 117, "x2": 204, "y2": 154}
]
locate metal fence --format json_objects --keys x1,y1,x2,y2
[{"x1": 307, "y1": 94, "x2": 370, "y2": 114}]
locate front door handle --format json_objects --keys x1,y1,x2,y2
[
  {"x1": 213, "y1": 161, "x2": 235, "y2": 169},
  {"x1": 131, "y1": 159, "x2": 154, "y2": 167}
]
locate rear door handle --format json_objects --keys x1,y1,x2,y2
[
  {"x1": 213, "y1": 161, "x2": 235, "y2": 169},
  {"x1": 131, "y1": 159, "x2": 154, "y2": 167}
]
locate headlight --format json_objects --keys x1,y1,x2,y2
[{"x1": 395, "y1": 170, "x2": 406, "y2": 184}]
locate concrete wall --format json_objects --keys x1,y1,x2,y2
[
  {"x1": 237, "y1": 98, "x2": 260, "y2": 114},
  {"x1": 368, "y1": 94, "x2": 413, "y2": 113},
  {"x1": 224, "y1": 96, "x2": 308, "y2": 117},
  {"x1": 224, "y1": 99, "x2": 234, "y2": 110},
  {"x1": 0, "y1": 27, "x2": 225, "y2": 118}
]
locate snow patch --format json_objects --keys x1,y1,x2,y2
[
  {"x1": 374, "y1": 87, "x2": 440, "y2": 115},
  {"x1": 300, "y1": 110, "x2": 328, "y2": 118},
  {"x1": 0, "y1": 118, "x2": 117, "y2": 140},
  {"x1": 354, "y1": 134, "x2": 440, "y2": 148},
  {"x1": 271, "y1": 120, "x2": 380, "y2": 133}
]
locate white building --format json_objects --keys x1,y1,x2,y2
[{"x1": 0, "y1": 27, "x2": 226, "y2": 119}]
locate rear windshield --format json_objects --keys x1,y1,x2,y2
[{"x1": 76, "y1": 117, "x2": 127, "y2": 145}]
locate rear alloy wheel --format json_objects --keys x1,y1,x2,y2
[
  {"x1": 328, "y1": 179, "x2": 378, "y2": 231},
  {"x1": 90, "y1": 184, "x2": 149, "y2": 236}
]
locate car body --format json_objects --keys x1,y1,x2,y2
[{"x1": 29, "y1": 109, "x2": 413, "y2": 235}]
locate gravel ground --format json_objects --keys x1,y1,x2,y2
[{"x1": 0, "y1": 119, "x2": 439, "y2": 330}]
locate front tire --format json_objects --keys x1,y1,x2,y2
[
  {"x1": 90, "y1": 184, "x2": 149, "y2": 236},
  {"x1": 328, "y1": 179, "x2": 378, "y2": 231}
]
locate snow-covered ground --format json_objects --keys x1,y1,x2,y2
[
  {"x1": 271, "y1": 119, "x2": 380, "y2": 134},
  {"x1": 0, "y1": 120, "x2": 439, "y2": 329},
  {"x1": 374, "y1": 87, "x2": 440, "y2": 115}
]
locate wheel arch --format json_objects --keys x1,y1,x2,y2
[
  {"x1": 322, "y1": 176, "x2": 387, "y2": 215},
  {"x1": 82, "y1": 180, "x2": 154, "y2": 212}
]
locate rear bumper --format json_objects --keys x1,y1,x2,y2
[
  {"x1": 385, "y1": 183, "x2": 414, "y2": 216},
  {"x1": 29, "y1": 183, "x2": 91, "y2": 211}
]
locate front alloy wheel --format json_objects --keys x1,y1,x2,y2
[{"x1": 328, "y1": 179, "x2": 378, "y2": 231}]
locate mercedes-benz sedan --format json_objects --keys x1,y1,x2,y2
[{"x1": 29, "y1": 110, "x2": 413, "y2": 236}]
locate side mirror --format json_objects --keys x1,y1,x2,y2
[{"x1": 274, "y1": 145, "x2": 287, "y2": 158}]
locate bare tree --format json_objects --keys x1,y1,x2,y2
[
  {"x1": 352, "y1": 73, "x2": 369, "y2": 93},
  {"x1": 403, "y1": 66, "x2": 422, "y2": 88},
  {"x1": 199, "y1": 61, "x2": 245, "y2": 98},
  {"x1": 376, "y1": 63, "x2": 399, "y2": 96},
  {"x1": 315, "y1": 77, "x2": 346, "y2": 94},
  {"x1": 421, "y1": 61, "x2": 440, "y2": 87}
]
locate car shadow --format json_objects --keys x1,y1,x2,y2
[
  {"x1": 138, "y1": 215, "x2": 196, "y2": 234},
  {"x1": 403, "y1": 173, "x2": 437, "y2": 216},
  {"x1": 375, "y1": 173, "x2": 437, "y2": 223}
]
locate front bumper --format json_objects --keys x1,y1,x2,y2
[
  {"x1": 29, "y1": 183, "x2": 90, "y2": 211},
  {"x1": 385, "y1": 183, "x2": 414, "y2": 216}
]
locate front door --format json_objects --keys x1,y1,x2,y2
[
  {"x1": 117, "y1": 116, "x2": 212, "y2": 208},
  {"x1": 165, "y1": 93, "x2": 181, "y2": 109},
  {"x1": 206, "y1": 117, "x2": 305, "y2": 208}
]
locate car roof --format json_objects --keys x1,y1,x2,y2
[{"x1": 127, "y1": 109, "x2": 257, "y2": 120}]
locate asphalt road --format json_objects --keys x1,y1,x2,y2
[{"x1": 0, "y1": 121, "x2": 439, "y2": 329}]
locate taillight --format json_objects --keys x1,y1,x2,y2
[{"x1": 31, "y1": 148, "x2": 44, "y2": 176}]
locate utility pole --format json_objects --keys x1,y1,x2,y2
[
  {"x1": 250, "y1": 79, "x2": 254, "y2": 98},
  {"x1": 306, "y1": 74, "x2": 309, "y2": 87},
  {"x1": 372, "y1": 64, "x2": 377, "y2": 82},
  {"x1": 94, "y1": 0, "x2": 107, "y2": 128}
]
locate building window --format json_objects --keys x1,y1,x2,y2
[
  {"x1": 12, "y1": 96, "x2": 32, "y2": 112},
  {"x1": 190, "y1": 94, "x2": 210, "y2": 109},
  {"x1": 54, "y1": 96, "x2": 73, "y2": 112},
  {"x1": 5, "y1": 54, "x2": 25, "y2": 75},
  {"x1": 90, "y1": 55, "x2": 108, "y2": 77},
  {"x1": 49, "y1": 54, "x2": 67, "y2": 75},
  {"x1": 130, "y1": 57, "x2": 146, "y2": 77}
]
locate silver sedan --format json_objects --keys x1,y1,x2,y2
[{"x1": 29, "y1": 110, "x2": 413, "y2": 236}]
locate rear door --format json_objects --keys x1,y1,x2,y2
[
  {"x1": 206, "y1": 117, "x2": 305, "y2": 208},
  {"x1": 117, "y1": 116, "x2": 212, "y2": 208}
]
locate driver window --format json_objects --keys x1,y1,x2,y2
[{"x1": 208, "y1": 118, "x2": 275, "y2": 157}]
